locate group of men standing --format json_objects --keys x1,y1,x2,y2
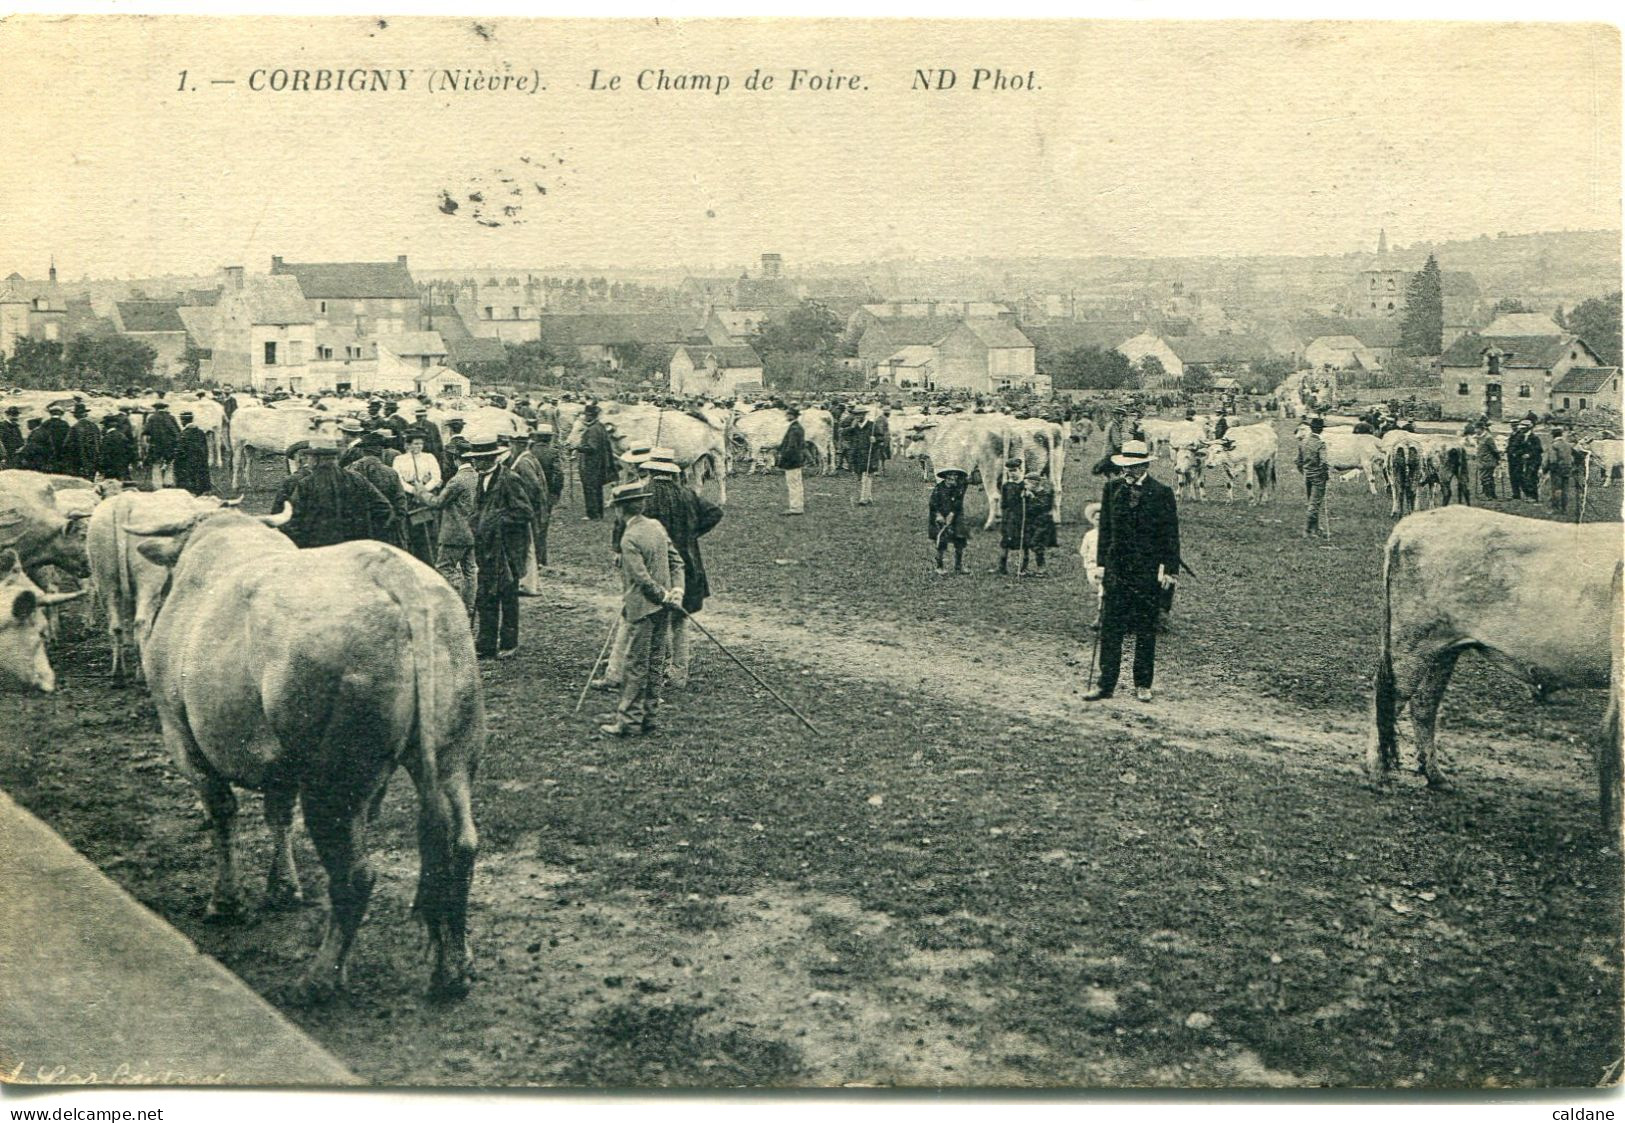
[{"x1": 0, "y1": 398, "x2": 210, "y2": 494}]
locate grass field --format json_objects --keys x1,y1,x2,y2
[{"x1": 1, "y1": 416, "x2": 1620, "y2": 1087}]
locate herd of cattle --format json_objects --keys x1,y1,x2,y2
[{"x1": 0, "y1": 383, "x2": 1621, "y2": 1004}]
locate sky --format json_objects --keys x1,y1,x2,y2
[{"x1": 0, "y1": 17, "x2": 1619, "y2": 278}]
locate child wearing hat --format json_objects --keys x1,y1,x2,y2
[
  {"x1": 994, "y1": 457, "x2": 1025, "y2": 575},
  {"x1": 1078, "y1": 501, "x2": 1104, "y2": 621},
  {"x1": 928, "y1": 467, "x2": 971, "y2": 575},
  {"x1": 1019, "y1": 470, "x2": 1058, "y2": 576}
]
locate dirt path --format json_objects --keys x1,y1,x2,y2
[{"x1": 541, "y1": 569, "x2": 1598, "y2": 802}]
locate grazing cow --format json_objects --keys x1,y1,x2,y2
[
  {"x1": 0, "y1": 548, "x2": 87, "y2": 693},
  {"x1": 88, "y1": 488, "x2": 227, "y2": 684},
  {"x1": 1141, "y1": 419, "x2": 1176, "y2": 459},
  {"x1": 566, "y1": 404, "x2": 729, "y2": 502},
  {"x1": 228, "y1": 407, "x2": 343, "y2": 489},
  {"x1": 128, "y1": 506, "x2": 482, "y2": 1002},
  {"x1": 1203, "y1": 422, "x2": 1278, "y2": 504},
  {"x1": 902, "y1": 414, "x2": 1008, "y2": 527},
  {"x1": 1294, "y1": 424, "x2": 1386, "y2": 495},
  {"x1": 1172, "y1": 441, "x2": 1207, "y2": 500},
  {"x1": 1369, "y1": 507, "x2": 1623, "y2": 823}
]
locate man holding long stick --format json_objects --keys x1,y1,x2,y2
[{"x1": 596, "y1": 480, "x2": 685, "y2": 737}]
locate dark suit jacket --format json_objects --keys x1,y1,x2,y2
[{"x1": 1096, "y1": 475, "x2": 1180, "y2": 588}]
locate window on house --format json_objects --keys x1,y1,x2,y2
[
  {"x1": 1370, "y1": 302, "x2": 1378, "y2": 311},
  {"x1": 512, "y1": 307, "x2": 521, "y2": 319},
  {"x1": 317, "y1": 345, "x2": 333, "y2": 360},
  {"x1": 318, "y1": 300, "x2": 327, "y2": 315},
  {"x1": 1571, "y1": 351, "x2": 1578, "y2": 360},
  {"x1": 1517, "y1": 383, "x2": 1532, "y2": 398},
  {"x1": 1581, "y1": 398, "x2": 1589, "y2": 410},
  {"x1": 264, "y1": 341, "x2": 278, "y2": 365},
  {"x1": 1386, "y1": 302, "x2": 1395, "y2": 311},
  {"x1": 1370, "y1": 279, "x2": 1378, "y2": 290},
  {"x1": 421, "y1": 356, "x2": 431, "y2": 370},
  {"x1": 1457, "y1": 383, "x2": 1470, "y2": 395},
  {"x1": 1387, "y1": 278, "x2": 1396, "y2": 290},
  {"x1": 484, "y1": 307, "x2": 494, "y2": 320}
]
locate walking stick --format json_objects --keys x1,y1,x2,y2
[
  {"x1": 573, "y1": 617, "x2": 619, "y2": 714},
  {"x1": 672, "y1": 607, "x2": 822, "y2": 735}
]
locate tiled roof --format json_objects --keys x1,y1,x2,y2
[
  {"x1": 176, "y1": 305, "x2": 218, "y2": 345},
  {"x1": 957, "y1": 318, "x2": 1034, "y2": 350},
  {"x1": 238, "y1": 275, "x2": 316, "y2": 325},
  {"x1": 1551, "y1": 366, "x2": 1620, "y2": 395},
  {"x1": 857, "y1": 318, "x2": 960, "y2": 359},
  {"x1": 1439, "y1": 333, "x2": 1577, "y2": 370},
  {"x1": 539, "y1": 313, "x2": 691, "y2": 347},
  {"x1": 271, "y1": 258, "x2": 417, "y2": 300},
  {"x1": 678, "y1": 345, "x2": 762, "y2": 369},
  {"x1": 1166, "y1": 333, "x2": 1273, "y2": 364},
  {"x1": 1307, "y1": 335, "x2": 1368, "y2": 352},
  {"x1": 1482, "y1": 312, "x2": 1564, "y2": 337},
  {"x1": 116, "y1": 300, "x2": 187, "y2": 334},
  {"x1": 1022, "y1": 322, "x2": 1143, "y2": 356},
  {"x1": 377, "y1": 331, "x2": 447, "y2": 356},
  {"x1": 184, "y1": 288, "x2": 222, "y2": 307},
  {"x1": 424, "y1": 305, "x2": 473, "y2": 342},
  {"x1": 446, "y1": 336, "x2": 507, "y2": 366}
]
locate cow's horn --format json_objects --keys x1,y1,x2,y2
[
  {"x1": 36, "y1": 588, "x2": 89, "y2": 607},
  {"x1": 220, "y1": 496, "x2": 244, "y2": 508},
  {"x1": 258, "y1": 505, "x2": 294, "y2": 528},
  {"x1": 64, "y1": 510, "x2": 94, "y2": 523},
  {"x1": 122, "y1": 514, "x2": 195, "y2": 538}
]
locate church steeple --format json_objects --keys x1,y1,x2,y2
[
  {"x1": 1376, "y1": 228, "x2": 1389, "y2": 256},
  {"x1": 47, "y1": 257, "x2": 57, "y2": 285}
]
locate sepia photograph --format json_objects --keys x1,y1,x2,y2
[{"x1": 0, "y1": 13, "x2": 1621, "y2": 1095}]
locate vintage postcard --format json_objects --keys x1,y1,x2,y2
[{"x1": 0, "y1": 15, "x2": 1620, "y2": 1094}]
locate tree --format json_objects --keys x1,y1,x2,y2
[
  {"x1": 1566, "y1": 293, "x2": 1623, "y2": 368},
  {"x1": 1243, "y1": 356, "x2": 1295, "y2": 395},
  {"x1": 175, "y1": 343, "x2": 207, "y2": 388},
  {"x1": 1136, "y1": 354, "x2": 1169, "y2": 389},
  {"x1": 1491, "y1": 296, "x2": 1531, "y2": 316},
  {"x1": 63, "y1": 335, "x2": 158, "y2": 390},
  {"x1": 1180, "y1": 364, "x2": 1213, "y2": 393},
  {"x1": 1399, "y1": 254, "x2": 1444, "y2": 356},
  {"x1": 1050, "y1": 345, "x2": 1132, "y2": 390}
]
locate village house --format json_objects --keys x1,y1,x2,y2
[
  {"x1": 538, "y1": 313, "x2": 691, "y2": 370},
  {"x1": 112, "y1": 300, "x2": 190, "y2": 377},
  {"x1": 0, "y1": 265, "x2": 67, "y2": 357},
  {"x1": 1117, "y1": 331, "x2": 1187, "y2": 381},
  {"x1": 668, "y1": 344, "x2": 764, "y2": 397},
  {"x1": 210, "y1": 269, "x2": 316, "y2": 392},
  {"x1": 269, "y1": 255, "x2": 422, "y2": 369},
  {"x1": 1438, "y1": 329, "x2": 1606, "y2": 420},
  {"x1": 424, "y1": 304, "x2": 509, "y2": 371},
  {"x1": 1548, "y1": 365, "x2": 1622, "y2": 415},
  {"x1": 453, "y1": 278, "x2": 543, "y2": 345},
  {"x1": 370, "y1": 332, "x2": 449, "y2": 394},
  {"x1": 1304, "y1": 334, "x2": 1384, "y2": 372},
  {"x1": 874, "y1": 344, "x2": 937, "y2": 389},
  {"x1": 703, "y1": 308, "x2": 768, "y2": 346}
]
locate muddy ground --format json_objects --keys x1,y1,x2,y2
[{"x1": 1, "y1": 420, "x2": 1620, "y2": 1088}]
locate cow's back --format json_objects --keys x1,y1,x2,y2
[{"x1": 1387, "y1": 507, "x2": 1620, "y2": 688}]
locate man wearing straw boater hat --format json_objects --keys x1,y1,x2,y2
[
  {"x1": 596, "y1": 479, "x2": 685, "y2": 736},
  {"x1": 1083, "y1": 438, "x2": 1180, "y2": 703}
]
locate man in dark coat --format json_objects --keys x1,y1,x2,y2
[
  {"x1": 1476, "y1": 423, "x2": 1501, "y2": 499},
  {"x1": 14, "y1": 419, "x2": 51, "y2": 471},
  {"x1": 1296, "y1": 416, "x2": 1331, "y2": 538},
  {"x1": 0, "y1": 406, "x2": 23, "y2": 466},
  {"x1": 1084, "y1": 439, "x2": 1181, "y2": 704},
  {"x1": 346, "y1": 432, "x2": 407, "y2": 548},
  {"x1": 1548, "y1": 427, "x2": 1575, "y2": 514},
  {"x1": 466, "y1": 439, "x2": 534, "y2": 658},
  {"x1": 37, "y1": 404, "x2": 73, "y2": 475},
  {"x1": 777, "y1": 406, "x2": 807, "y2": 515},
  {"x1": 98, "y1": 414, "x2": 137, "y2": 481},
  {"x1": 67, "y1": 405, "x2": 101, "y2": 479},
  {"x1": 929, "y1": 467, "x2": 971, "y2": 575},
  {"x1": 441, "y1": 416, "x2": 470, "y2": 480},
  {"x1": 412, "y1": 403, "x2": 445, "y2": 467},
  {"x1": 843, "y1": 408, "x2": 883, "y2": 505},
  {"x1": 270, "y1": 439, "x2": 395, "y2": 549},
  {"x1": 173, "y1": 410, "x2": 211, "y2": 495},
  {"x1": 576, "y1": 404, "x2": 615, "y2": 521},
  {"x1": 642, "y1": 456, "x2": 723, "y2": 688},
  {"x1": 531, "y1": 425, "x2": 565, "y2": 565},
  {"x1": 144, "y1": 401, "x2": 181, "y2": 487}
]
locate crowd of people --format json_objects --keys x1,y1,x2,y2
[{"x1": 0, "y1": 395, "x2": 211, "y2": 493}]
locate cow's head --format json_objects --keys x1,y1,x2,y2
[
  {"x1": 127, "y1": 505, "x2": 293, "y2": 570},
  {"x1": 0, "y1": 549, "x2": 86, "y2": 694},
  {"x1": 1173, "y1": 444, "x2": 1206, "y2": 477}
]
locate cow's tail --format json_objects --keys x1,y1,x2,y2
[
  {"x1": 1370, "y1": 528, "x2": 1404, "y2": 780},
  {"x1": 362, "y1": 548, "x2": 478, "y2": 980}
]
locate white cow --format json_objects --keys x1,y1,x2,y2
[
  {"x1": 566, "y1": 403, "x2": 729, "y2": 502},
  {"x1": 88, "y1": 487, "x2": 226, "y2": 684},
  {"x1": 228, "y1": 407, "x2": 342, "y2": 488},
  {"x1": 1580, "y1": 437, "x2": 1623, "y2": 487},
  {"x1": 1003, "y1": 416, "x2": 1068, "y2": 523},
  {"x1": 902, "y1": 414, "x2": 1009, "y2": 528},
  {"x1": 1295, "y1": 424, "x2": 1386, "y2": 495},
  {"x1": 1204, "y1": 422, "x2": 1278, "y2": 504}
]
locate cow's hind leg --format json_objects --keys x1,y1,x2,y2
[
  {"x1": 1409, "y1": 648, "x2": 1461, "y2": 790},
  {"x1": 295, "y1": 779, "x2": 379, "y2": 1004},
  {"x1": 176, "y1": 737, "x2": 243, "y2": 922},
  {"x1": 404, "y1": 761, "x2": 478, "y2": 999},
  {"x1": 263, "y1": 775, "x2": 306, "y2": 910}
]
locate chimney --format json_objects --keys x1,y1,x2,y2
[
  {"x1": 761, "y1": 253, "x2": 782, "y2": 279},
  {"x1": 397, "y1": 255, "x2": 409, "y2": 266},
  {"x1": 222, "y1": 266, "x2": 245, "y2": 291},
  {"x1": 270, "y1": 256, "x2": 285, "y2": 271}
]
